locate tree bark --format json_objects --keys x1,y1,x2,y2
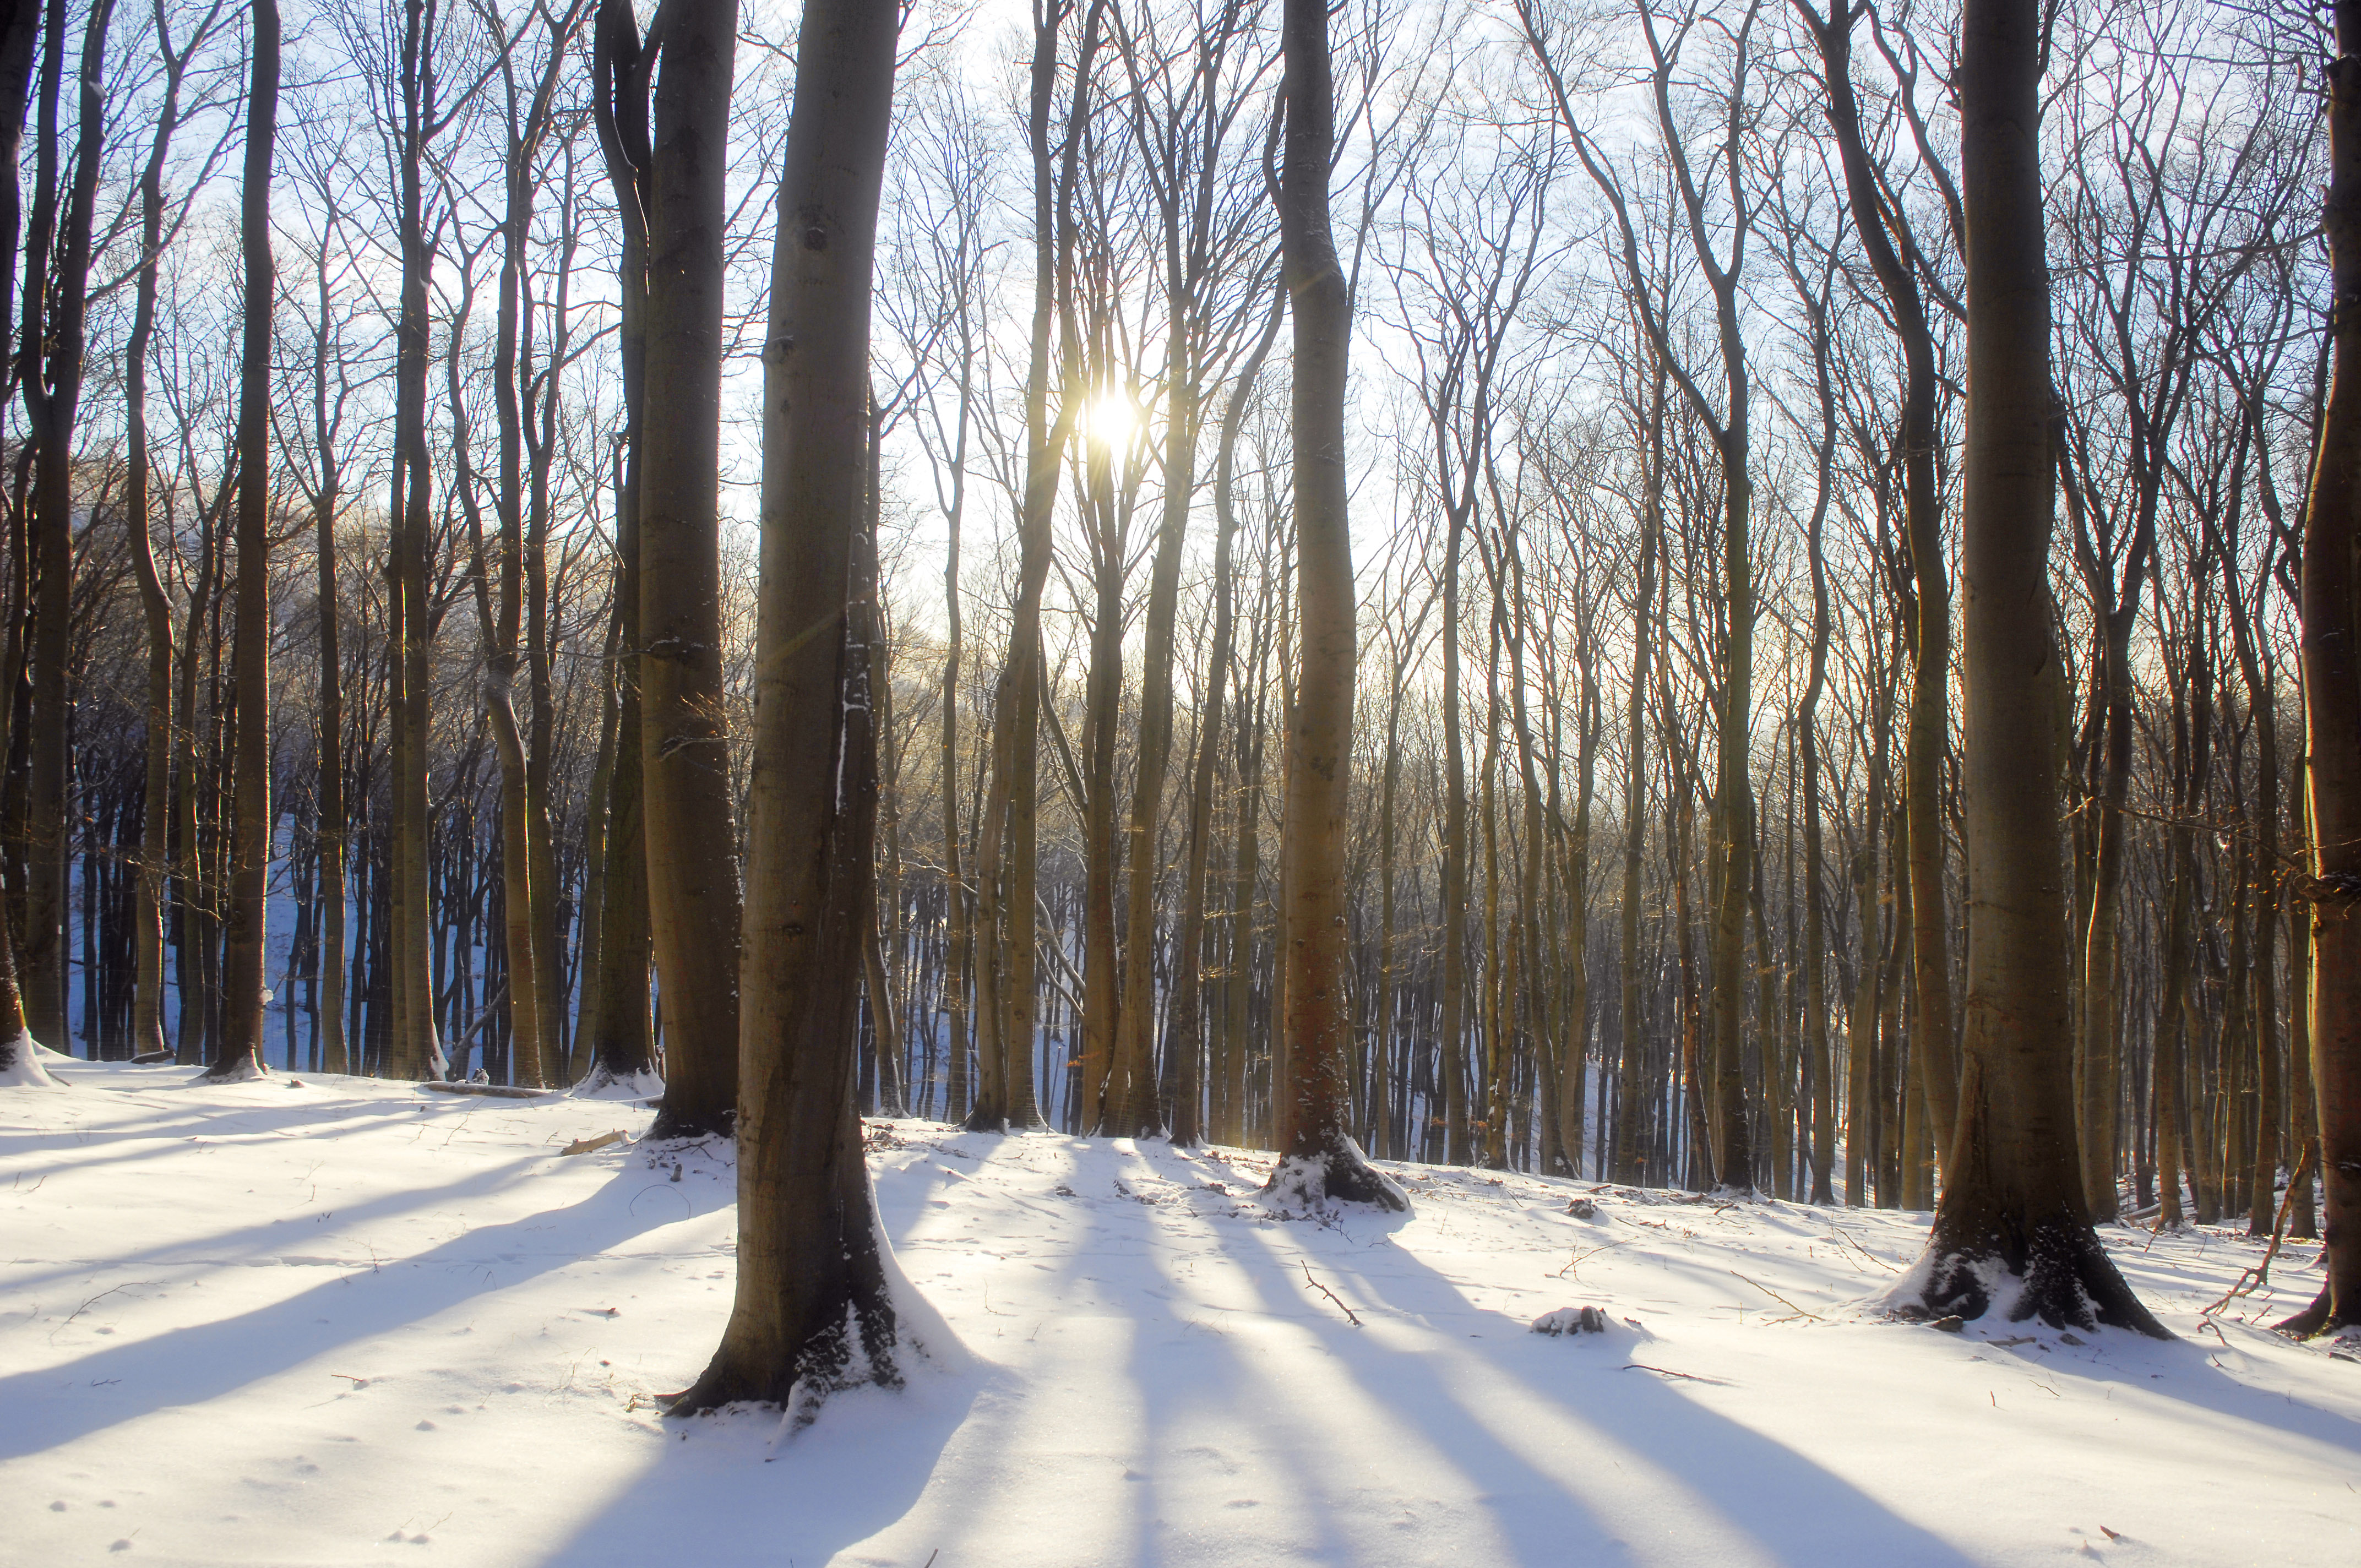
[
  {"x1": 582, "y1": 0, "x2": 657, "y2": 1090},
  {"x1": 2280, "y1": 0, "x2": 2361, "y2": 1337},
  {"x1": 1912, "y1": 0, "x2": 2163, "y2": 1334},
  {"x1": 673, "y1": 0, "x2": 915, "y2": 1419},
  {"x1": 640, "y1": 0, "x2": 743, "y2": 1139},
  {"x1": 19, "y1": 0, "x2": 109, "y2": 1050},
  {"x1": 215, "y1": 0, "x2": 279, "y2": 1080},
  {"x1": 1264, "y1": 0, "x2": 1403, "y2": 1210}
]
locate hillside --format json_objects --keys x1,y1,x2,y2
[{"x1": 4, "y1": 1060, "x2": 2355, "y2": 1567}]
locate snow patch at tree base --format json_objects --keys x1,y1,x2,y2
[
  {"x1": 1263, "y1": 1140, "x2": 1412, "y2": 1215},
  {"x1": 198, "y1": 1056, "x2": 272, "y2": 1085},
  {"x1": 0, "y1": 1033, "x2": 61, "y2": 1087},
  {"x1": 571, "y1": 1065, "x2": 666, "y2": 1101}
]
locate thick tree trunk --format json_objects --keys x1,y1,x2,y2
[
  {"x1": 640, "y1": 0, "x2": 743, "y2": 1139},
  {"x1": 674, "y1": 0, "x2": 915, "y2": 1417},
  {"x1": 2281, "y1": 0, "x2": 2361, "y2": 1337},
  {"x1": 1912, "y1": 0, "x2": 2162, "y2": 1335}
]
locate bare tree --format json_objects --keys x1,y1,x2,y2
[
  {"x1": 1266, "y1": 0, "x2": 1405, "y2": 1211},
  {"x1": 2280, "y1": 0, "x2": 2361, "y2": 1338},
  {"x1": 1906, "y1": 0, "x2": 2163, "y2": 1334},
  {"x1": 211, "y1": 0, "x2": 280, "y2": 1080},
  {"x1": 673, "y1": 0, "x2": 934, "y2": 1423},
  {"x1": 639, "y1": 0, "x2": 743, "y2": 1139}
]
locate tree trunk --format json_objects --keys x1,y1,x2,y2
[
  {"x1": 673, "y1": 0, "x2": 911, "y2": 1422},
  {"x1": 1802, "y1": 0, "x2": 1959, "y2": 1184},
  {"x1": 640, "y1": 0, "x2": 744, "y2": 1139},
  {"x1": 2281, "y1": 0, "x2": 2361, "y2": 1337},
  {"x1": 1171, "y1": 288, "x2": 1280, "y2": 1147},
  {"x1": 968, "y1": 0, "x2": 1094, "y2": 1135},
  {"x1": 124, "y1": 7, "x2": 205, "y2": 1065},
  {"x1": 1614, "y1": 348, "x2": 1661, "y2": 1184},
  {"x1": 19, "y1": 0, "x2": 110, "y2": 1050},
  {"x1": 582, "y1": 0, "x2": 658, "y2": 1091},
  {"x1": 213, "y1": 0, "x2": 278, "y2": 1081},
  {"x1": 1266, "y1": 0, "x2": 1402, "y2": 1212},
  {"x1": 387, "y1": 0, "x2": 443, "y2": 1081},
  {"x1": 1913, "y1": 0, "x2": 2163, "y2": 1334}
]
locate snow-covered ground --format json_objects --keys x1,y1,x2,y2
[{"x1": 4, "y1": 1059, "x2": 2356, "y2": 1567}]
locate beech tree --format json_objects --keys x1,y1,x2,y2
[
  {"x1": 2281, "y1": 0, "x2": 2361, "y2": 1338},
  {"x1": 638, "y1": 0, "x2": 743, "y2": 1139},
  {"x1": 211, "y1": 0, "x2": 277, "y2": 1081},
  {"x1": 673, "y1": 0, "x2": 923, "y2": 1421},
  {"x1": 1266, "y1": 0, "x2": 1403, "y2": 1211},
  {"x1": 1906, "y1": 0, "x2": 2163, "y2": 1333}
]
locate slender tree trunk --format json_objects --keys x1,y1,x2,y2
[
  {"x1": 1111, "y1": 318, "x2": 1200, "y2": 1139},
  {"x1": 20, "y1": 0, "x2": 109, "y2": 1049},
  {"x1": 1614, "y1": 357, "x2": 1661, "y2": 1184},
  {"x1": 387, "y1": 0, "x2": 443, "y2": 1081},
  {"x1": 1802, "y1": 0, "x2": 1959, "y2": 1184},
  {"x1": 214, "y1": 0, "x2": 278, "y2": 1081},
  {"x1": 640, "y1": 0, "x2": 744, "y2": 1139},
  {"x1": 1171, "y1": 290, "x2": 1279, "y2": 1147},
  {"x1": 1440, "y1": 502, "x2": 1470, "y2": 1166},
  {"x1": 939, "y1": 337, "x2": 972, "y2": 1124},
  {"x1": 124, "y1": 8, "x2": 204, "y2": 1064},
  {"x1": 583, "y1": 0, "x2": 657, "y2": 1090},
  {"x1": 969, "y1": 0, "x2": 1092, "y2": 1135},
  {"x1": 1078, "y1": 450, "x2": 1124, "y2": 1131}
]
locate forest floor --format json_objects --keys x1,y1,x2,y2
[{"x1": 3, "y1": 1057, "x2": 2357, "y2": 1567}]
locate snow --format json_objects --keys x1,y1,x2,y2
[
  {"x1": 568, "y1": 1066, "x2": 666, "y2": 1102},
  {"x1": 0, "y1": 1032, "x2": 61, "y2": 1088},
  {"x1": 4, "y1": 1061, "x2": 2357, "y2": 1567}
]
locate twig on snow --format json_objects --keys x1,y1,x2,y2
[
  {"x1": 1730, "y1": 1269, "x2": 1825, "y2": 1321},
  {"x1": 1621, "y1": 1362, "x2": 1726, "y2": 1384},
  {"x1": 1301, "y1": 1262, "x2": 1362, "y2": 1327}
]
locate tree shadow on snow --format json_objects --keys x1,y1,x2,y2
[
  {"x1": 531, "y1": 1371, "x2": 982, "y2": 1568},
  {"x1": 0, "y1": 1155, "x2": 726, "y2": 1465},
  {"x1": 1140, "y1": 1146, "x2": 1986, "y2": 1567}
]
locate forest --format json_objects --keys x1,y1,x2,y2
[{"x1": 2, "y1": 0, "x2": 2359, "y2": 1558}]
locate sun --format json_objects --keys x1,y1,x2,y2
[{"x1": 1081, "y1": 389, "x2": 1141, "y2": 450}]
